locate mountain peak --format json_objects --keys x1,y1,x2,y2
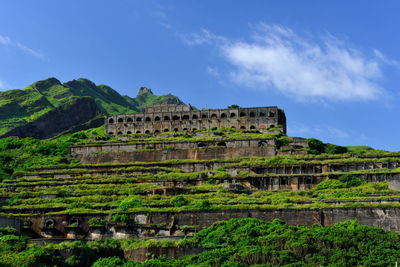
[
  {"x1": 137, "y1": 87, "x2": 153, "y2": 96},
  {"x1": 32, "y1": 77, "x2": 61, "y2": 90}
]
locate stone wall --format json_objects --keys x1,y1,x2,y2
[{"x1": 105, "y1": 105, "x2": 286, "y2": 135}]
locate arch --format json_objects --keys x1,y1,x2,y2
[
  {"x1": 172, "y1": 115, "x2": 180, "y2": 120},
  {"x1": 269, "y1": 111, "x2": 275, "y2": 117},
  {"x1": 258, "y1": 140, "x2": 268, "y2": 147},
  {"x1": 217, "y1": 141, "x2": 226, "y2": 147},
  {"x1": 240, "y1": 112, "x2": 246, "y2": 117},
  {"x1": 192, "y1": 114, "x2": 198, "y2": 119},
  {"x1": 183, "y1": 128, "x2": 188, "y2": 131},
  {"x1": 182, "y1": 115, "x2": 189, "y2": 120},
  {"x1": 155, "y1": 116, "x2": 160, "y2": 121},
  {"x1": 45, "y1": 219, "x2": 55, "y2": 228},
  {"x1": 269, "y1": 125, "x2": 275, "y2": 128},
  {"x1": 127, "y1": 131, "x2": 132, "y2": 134},
  {"x1": 230, "y1": 126, "x2": 236, "y2": 129},
  {"x1": 240, "y1": 126, "x2": 246, "y2": 130},
  {"x1": 249, "y1": 112, "x2": 256, "y2": 117},
  {"x1": 118, "y1": 118, "x2": 124, "y2": 123},
  {"x1": 259, "y1": 112, "x2": 266, "y2": 117},
  {"x1": 230, "y1": 113, "x2": 236, "y2": 118},
  {"x1": 145, "y1": 130, "x2": 150, "y2": 134},
  {"x1": 127, "y1": 117, "x2": 133, "y2": 123},
  {"x1": 117, "y1": 131, "x2": 123, "y2": 135},
  {"x1": 201, "y1": 114, "x2": 208, "y2": 119},
  {"x1": 220, "y1": 113, "x2": 227, "y2": 118},
  {"x1": 164, "y1": 128, "x2": 169, "y2": 132},
  {"x1": 211, "y1": 113, "x2": 217, "y2": 119},
  {"x1": 136, "y1": 117, "x2": 142, "y2": 122},
  {"x1": 155, "y1": 130, "x2": 160, "y2": 134},
  {"x1": 108, "y1": 132, "x2": 114, "y2": 135},
  {"x1": 164, "y1": 116, "x2": 170, "y2": 121},
  {"x1": 192, "y1": 128, "x2": 197, "y2": 131},
  {"x1": 69, "y1": 218, "x2": 80, "y2": 227},
  {"x1": 250, "y1": 125, "x2": 256, "y2": 129},
  {"x1": 108, "y1": 118, "x2": 114, "y2": 123},
  {"x1": 174, "y1": 128, "x2": 179, "y2": 132},
  {"x1": 136, "y1": 130, "x2": 141, "y2": 134},
  {"x1": 145, "y1": 117, "x2": 151, "y2": 122},
  {"x1": 197, "y1": 142, "x2": 207, "y2": 147}
]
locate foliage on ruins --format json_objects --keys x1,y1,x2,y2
[{"x1": 1, "y1": 218, "x2": 400, "y2": 266}]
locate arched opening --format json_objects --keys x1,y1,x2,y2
[
  {"x1": 269, "y1": 125, "x2": 275, "y2": 128},
  {"x1": 249, "y1": 112, "x2": 255, "y2": 117},
  {"x1": 45, "y1": 219, "x2": 55, "y2": 228},
  {"x1": 240, "y1": 126, "x2": 246, "y2": 130},
  {"x1": 145, "y1": 117, "x2": 151, "y2": 122},
  {"x1": 192, "y1": 114, "x2": 198, "y2": 119},
  {"x1": 145, "y1": 130, "x2": 150, "y2": 134},
  {"x1": 201, "y1": 114, "x2": 208, "y2": 119},
  {"x1": 183, "y1": 128, "x2": 188, "y2": 131},
  {"x1": 69, "y1": 218, "x2": 79, "y2": 227},
  {"x1": 118, "y1": 118, "x2": 124, "y2": 123},
  {"x1": 117, "y1": 131, "x2": 123, "y2": 135},
  {"x1": 173, "y1": 115, "x2": 180, "y2": 120},
  {"x1": 164, "y1": 129, "x2": 169, "y2": 132},
  {"x1": 259, "y1": 112, "x2": 266, "y2": 117},
  {"x1": 108, "y1": 118, "x2": 114, "y2": 123},
  {"x1": 211, "y1": 113, "x2": 217, "y2": 119},
  {"x1": 164, "y1": 116, "x2": 170, "y2": 121},
  {"x1": 136, "y1": 117, "x2": 142, "y2": 122},
  {"x1": 230, "y1": 126, "x2": 236, "y2": 129},
  {"x1": 192, "y1": 128, "x2": 197, "y2": 131},
  {"x1": 240, "y1": 112, "x2": 246, "y2": 117},
  {"x1": 182, "y1": 115, "x2": 189, "y2": 120},
  {"x1": 174, "y1": 128, "x2": 179, "y2": 132},
  {"x1": 127, "y1": 131, "x2": 132, "y2": 134},
  {"x1": 269, "y1": 112, "x2": 275, "y2": 117},
  {"x1": 108, "y1": 132, "x2": 114, "y2": 135},
  {"x1": 258, "y1": 140, "x2": 268, "y2": 147},
  {"x1": 217, "y1": 141, "x2": 226, "y2": 147},
  {"x1": 220, "y1": 113, "x2": 227, "y2": 118},
  {"x1": 197, "y1": 142, "x2": 207, "y2": 147},
  {"x1": 250, "y1": 125, "x2": 256, "y2": 129},
  {"x1": 155, "y1": 130, "x2": 160, "y2": 134},
  {"x1": 127, "y1": 117, "x2": 133, "y2": 123},
  {"x1": 155, "y1": 116, "x2": 160, "y2": 121},
  {"x1": 230, "y1": 113, "x2": 236, "y2": 118},
  {"x1": 136, "y1": 130, "x2": 141, "y2": 134}
]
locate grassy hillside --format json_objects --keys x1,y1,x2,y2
[{"x1": 0, "y1": 78, "x2": 183, "y2": 136}]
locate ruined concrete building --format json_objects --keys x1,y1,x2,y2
[{"x1": 105, "y1": 104, "x2": 287, "y2": 135}]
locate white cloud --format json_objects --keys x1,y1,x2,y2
[
  {"x1": 180, "y1": 28, "x2": 226, "y2": 46},
  {"x1": 184, "y1": 24, "x2": 393, "y2": 102},
  {"x1": 0, "y1": 34, "x2": 43, "y2": 58},
  {"x1": 0, "y1": 80, "x2": 8, "y2": 91}
]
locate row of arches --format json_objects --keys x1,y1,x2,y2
[
  {"x1": 108, "y1": 124, "x2": 275, "y2": 135},
  {"x1": 108, "y1": 111, "x2": 276, "y2": 124}
]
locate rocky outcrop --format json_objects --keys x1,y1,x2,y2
[{"x1": 1, "y1": 97, "x2": 102, "y2": 139}]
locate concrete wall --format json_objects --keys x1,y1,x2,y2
[{"x1": 105, "y1": 105, "x2": 286, "y2": 135}]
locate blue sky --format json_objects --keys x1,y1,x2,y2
[{"x1": 1, "y1": 1, "x2": 400, "y2": 151}]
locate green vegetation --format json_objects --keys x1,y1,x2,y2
[
  {"x1": 0, "y1": 78, "x2": 183, "y2": 136},
  {"x1": 1, "y1": 218, "x2": 400, "y2": 266}
]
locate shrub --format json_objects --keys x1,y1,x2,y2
[
  {"x1": 119, "y1": 196, "x2": 142, "y2": 211},
  {"x1": 88, "y1": 218, "x2": 106, "y2": 227},
  {"x1": 170, "y1": 195, "x2": 189, "y2": 207},
  {"x1": 194, "y1": 200, "x2": 211, "y2": 210},
  {"x1": 339, "y1": 174, "x2": 364, "y2": 187},
  {"x1": 314, "y1": 179, "x2": 344, "y2": 190},
  {"x1": 92, "y1": 256, "x2": 125, "y2": 267},
  {"x1": 67, "y1": 202, "x2": 93, "y2": 210}
]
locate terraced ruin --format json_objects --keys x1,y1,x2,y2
[{"x1": 2, "y1": 106, "x2": 400, "y2": 264}]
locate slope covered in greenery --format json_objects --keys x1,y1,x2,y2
[
  {"x1": 1, "y1": 218, "x2": 400, "y2": 266},
  {"x1": 0, "y1": 78, "x2": 183, "y2": 136}
]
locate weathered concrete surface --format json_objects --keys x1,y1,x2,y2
[{"x1": 20, "y1": 207, "x2": 400, "y2": 239}]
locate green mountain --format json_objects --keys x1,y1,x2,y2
[{"x1": 0, "y1": 77, "x2": 183, "y2": 138}]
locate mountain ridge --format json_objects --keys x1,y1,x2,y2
[{"x1": 0, "y1": 77, "x2": 184, "y2": 138}]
